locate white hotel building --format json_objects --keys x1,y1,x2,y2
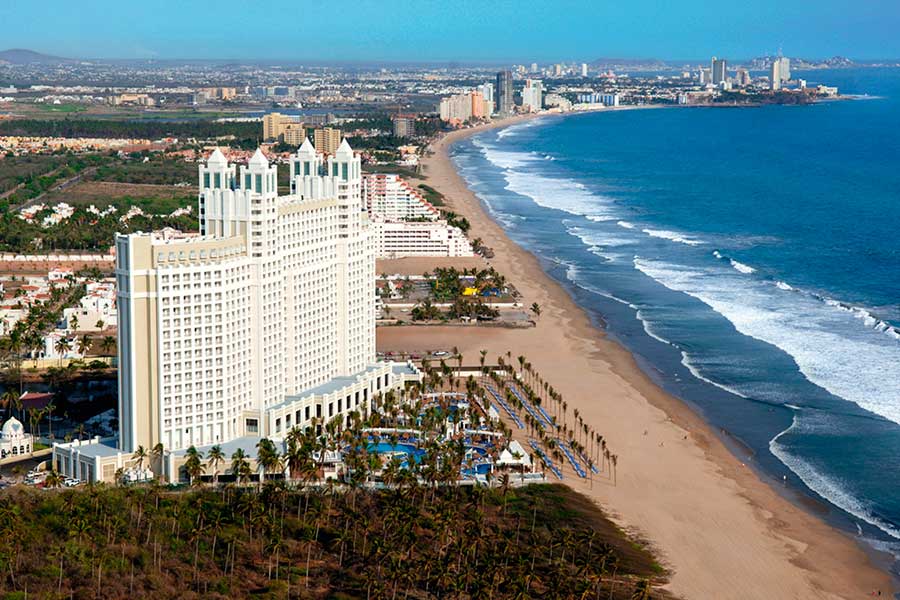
[
  {"x1": 54, "y1": 139, "x2": 419, "y2": 483},
  {"x1": 362, "y1": 174, "x2": 473, "y2": 259}
]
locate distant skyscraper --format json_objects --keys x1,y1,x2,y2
[
  {"x1": 478, "y1": 82, "x2": 494, "y2": 107},
  {"x1": 313, "y1": 127, "x2": 342, "y2": 155},
  {"x1": 711, "y1": 57, "x2": 727, "y2": 85},
  {"x1": 735, "y1": 68, "x2": 752, "y2": 87},
  {"x1": 770, "y1": 61, "x2": 783, "y2": 90},
  {"x1": 391, "y1": 114, "x2": 416, "y2": 138},
  {"x1": 777, "y1": 56, "x2": 791, "y2": 82},
  {"x1": 530, "y1": 62, "x2": 538, "y2": 73},
  {"x1": 495, "y1": 70, "x2": 514, "y2": 115},
  {"x1": 581, "y1": 63, "x2": 588, "y2": 77},
  {"x1": 521, "y1": 79, "x2": 543, "y2": 112}
]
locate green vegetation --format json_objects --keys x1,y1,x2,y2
[
  {"x1": 416, "y1": 183, "x2": 444, "y2": 206},
  {"x1": 35, "y1": 103, "x2": 87, "y2": 114},
  {"x1": 0, "y1": 199, "x2": 195, "y2": 252},
  {"x1": 0, "y1": 154, "x2": 110, "y2": 210},
  {"x1": 0, "y1": 118, "x2": 261, "y2": 141},
  {"x1": 90, "y1": 158, "x2": 196, "y2": 186},
  {"x1": 0, "y1": 483, "x2": 671, "y2": 599}
]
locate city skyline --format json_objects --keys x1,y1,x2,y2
[{"x1": 3, "y1": 0, "x2": 900, "y2": 62}]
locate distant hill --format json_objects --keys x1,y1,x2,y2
[{"x1": 0, "y1": 48, "x2": 74, "y2": 64}]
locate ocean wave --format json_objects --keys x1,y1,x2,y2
[
  {"x1": 642, "y1": 228, "x2": 705, "y2": 246},
  {"x1": 771, "y1": 415, "x2": 900, "y2": 540},
  {"x1": 730, "y1": 260, "x2": 756, "y2": 274},
  {"x1": 775, "y1": 281, "x2": 794, "y2": 291},
  {"x1": 633, "y1": 257, "x2": 900, "y2": 425},
  {"x1": 712, "y1": 250, "x2": 757, "y2": 274},
  {"x1": 586, "y1": 215, "x2": 616, "y2": 222},
  {"x1": 617, "y1": 221, "x2": 635, "y2": 229},
  {"x1": 680, "y1": 351, "x2": 749, "y2": 398},
  {"x1": 474, "y1": 139, "x2": 618, "y2": 219}
]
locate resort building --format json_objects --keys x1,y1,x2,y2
[
  {"x1": 372, "y1": 219, "x2": 474, "y2": 258},
  {"x1": 362, "y1": 173, "x2": 473, "y2": 258},
  {"x1": 53, "y1": 138, "x2": 420, "y2": 483},
  {"x1": 363, "y1": 174, "x2": 441, "y2": 221},
  {"x1": 521, "y1": 79, "x2": 543, "y2": 112},
  {"x1": 0, "y1": 417, "x2": 32, "y2": 459}
]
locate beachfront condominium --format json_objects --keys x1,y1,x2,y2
[
  {"x1": 496, "y1": 70, "x2": 514, "y2": 115},
  {"x1": 521, "y1": 79, "x2": 543, "y2": 112},
  {"x1": 313, "y1": 127, "x2": 343, "y2": 155},
  {"x1": 711, "y1": 57, "x2": 727, "y2": 85},
  {"x1": 770, "y1": 56, "x2": 791, "y2": 90},
  {"x1": 54, "y1": 138, "x2": 420, "y2": 483}
]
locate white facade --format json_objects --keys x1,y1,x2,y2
[
  {"x1": 110, "y1": 140, "x2": 418, "y2": 460},
  {"x1": 363, "y1": 174, "x2": 440, "y2": 221},
  {"x1": 372, "y1": 219, "x2": 474, "y2": 258},
  {"x1": 521, "y1": 79, "x2": 543, "y2": 112}
]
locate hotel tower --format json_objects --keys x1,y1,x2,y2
[{"x1": 53, "y1": 138, "x2": 419, "y2": 483}]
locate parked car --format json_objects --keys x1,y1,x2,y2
[{"x1": 63, "y1": 478, "x2": 80, "y2": 487}]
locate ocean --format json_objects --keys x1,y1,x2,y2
[{"x1": 450, "y1": 68, "x2": 900, "y2": 570}]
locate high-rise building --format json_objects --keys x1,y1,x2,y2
[
  {"x1": 735, "y1": 68, "x2": 752, "y2": 87},
  {"x1": 698, "y1": 68, "x2": 710, "y2": 85},
  {"x1": 391, "y1": 114, "x2": 416, "y2": 138},
  {"x1": 495, "y1": 70, "x2": 514, "y2": 115},
  {"x1": 530, "y1": 62, "x2": 539, "y2": 73},
  {"x1": 711, "y1": 57, "x2": 727, "y2": 85},
  {"x1": 263, "y1": 112, "x2": 301, "y2": 141},
  {"x1": 478, "y1": 82, "x2": 494, "y2": 108},
  {"x1": 581, "y1": 63, "x2": 589, "y2": 77},
  {"x1": 53, "y1": 141, "x2": 420, "y2": 483},
  {"x1": 313, "y1": 127, "x2": 342, "y2": 155},
  {"x1": 521, "y1": 79, "x2": 543, "y2": 112},
  {"x1": 777, "y1": 56, "x2": 791, "y2": 82},
  {"x1": 770, "y1": 60, "x2": 785, "y2": 90},
  {"x1": 282, "y1": 124, "x2": 307, "y2": 146}
]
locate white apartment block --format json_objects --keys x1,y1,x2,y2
[
  {"x1": 362, "y1": 173, "x2": 473, "y2": 258},
  {"x1": 55, "y1": 138, "x2": 420, "y2": 483},
  {"x1": 372, "y1": 219, "x2": 474, "y2": 258},
  {"x1": 362, "y1": 174, "x2": 440, "y2": 221}
]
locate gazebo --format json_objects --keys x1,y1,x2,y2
[{"x1": 0, "y1": 417, "x2": 33, "y2": 459}]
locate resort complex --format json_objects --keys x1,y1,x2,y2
[{"x1": 53, "y1": 139, "x2": 426, "y2": 483}]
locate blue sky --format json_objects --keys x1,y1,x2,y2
[{"x1": 3, "y1": 0, "x2": 898, "y2": 62}]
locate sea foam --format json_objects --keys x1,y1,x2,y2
[{"x1": 633, "y1": 257, "x2": 900, "y2": 425}]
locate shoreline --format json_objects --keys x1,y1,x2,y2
[{"x1": 377, "y1": 113, "x2": 896, "y2": 598}]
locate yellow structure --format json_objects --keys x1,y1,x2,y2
[
  {"x1": 463, "y1": 287, "x2": 479, "y2": 296},
  {"x1": 313, "y1": 127, "x2": 342, "y2": 155},
  {"x1": 283, "y1": 124, "x2": 307, "y2": 146},
  {"x1": 263, "y1": 112, "x2": 303, "y2": 141}
]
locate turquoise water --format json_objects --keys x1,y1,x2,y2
[{"x1": 451, "y1": 68, "x2": 900, "y2": 566}]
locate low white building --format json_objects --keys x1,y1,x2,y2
[
  {"x1": 0, "y1": 417, "x2": 33, "y2": 459},
  {"x1": 372, "y1": 219, "x2": 473, "y2": 258},
  {"x1": 363, "y1": 174, "x2": 440, "y2": 221}
]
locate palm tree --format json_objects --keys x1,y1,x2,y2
[
  {"x1": 95, "y1": 319, "x2": 104, "y2": 330},
  {"x1": 69, "y1": 314, "x2": 79, "y2": 333},
  {"x1": 184, "y1": 446, "x2": 204, "y2": 486},
  {"x1": 53, "y1": 337, "x2": 71, "y2": 366},
  {"x1": 44, "y1": 470, "x2": 63, "y2": 488},
  {"x1": 100, "y1": 335, "x2": 115, "y2": 358},
  {"x1": 77, "y1": 334, "x2": 92, "y2": 357},
  {"x1": 231, "y1": 448, "x2": 251, "y2": 485},
  {"x1": 0, "y1": 389, "x2": 17, "y2": 421},
  {"x1": 256, "y1": 438, "x2": 282, "y2": 488},
  {"x1": 132, "y1": 445, "x2": 148, "y2": 472},
  {"x1": 207, "y1": 444, "x2": 224, "y2": 486},
  {"x1": 530, "y1": 302, "x2": 541, "y2": 318}
]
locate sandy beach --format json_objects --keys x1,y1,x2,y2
[{"x1": 376, "y1": 114, "x2": 896, "y2": 599}]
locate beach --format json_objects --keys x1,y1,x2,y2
[{"x1": 376, "y1": 114, "x2": 896, "y2": 599}]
